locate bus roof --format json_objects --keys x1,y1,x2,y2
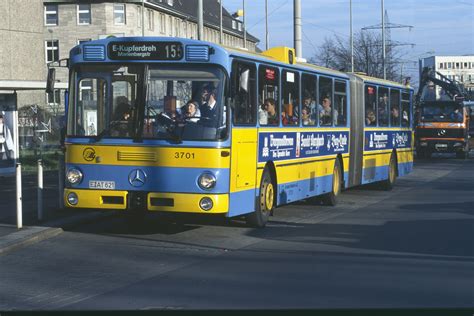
[
  {"x1": 70, "y1": 36, "x2": 411, "y2": 89},
  {"x1": 351, "y1": 73, "x2": 413, "y2": 91}
]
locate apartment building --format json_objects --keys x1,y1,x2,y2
[{"x1": 420, "y1": 55, "x2": 474, "y2": 95}]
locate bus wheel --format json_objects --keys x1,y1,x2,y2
[
  {"x1": 382, "y1": 153, "x2": 397, "y2": 191},
  {"x1": 246, "y1": 168, "x2": 274, "y2": 228},
  {"x1": 322, "y1": 159, "x2": 342, "y2": 206}
]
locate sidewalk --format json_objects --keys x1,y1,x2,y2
[{"x1": 0, "y1": 170, "x2": 115, "y2": 255}]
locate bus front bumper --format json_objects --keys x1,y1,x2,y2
[{"x1": 64, "y1": 189, "x2": 229, "y2": 214}]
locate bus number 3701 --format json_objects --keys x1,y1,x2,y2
[{"x1": 174, "y1": 152, "x2": 195, "y2": 159}]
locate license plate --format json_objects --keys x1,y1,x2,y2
[
  {"x1": 435, "y1": 144, "x2": 448, "y2": 149},
  {"x1": 89, "y1": 180, "x2": 115, "y2": 190}
]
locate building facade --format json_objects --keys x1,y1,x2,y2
[
  {"x1": 44, "y1": 0, "x2": 259, "y2": 84},
  {"x1": 420, "y1": 55, "x2": 474, "y2": 96},
  {"x1": 1, "y1": 0, "x2": 260, "y2": 148}
]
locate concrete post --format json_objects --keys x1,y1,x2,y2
[
  {"x1": 16, "y1": 163, "x2": 22, "y2": 229},
  {"x1": 198, "y1": 0, "x2": 203, "y2": 40},
  {"x1": 38, "y1": 159, "x2": 43, "y2": 221},
  {"x1": 294, "y1": 0, "x2": 302, "y2": 58}
]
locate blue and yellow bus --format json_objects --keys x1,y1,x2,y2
[{"x1": 60, "y1": 36, "x2": 413, "y2": 227}]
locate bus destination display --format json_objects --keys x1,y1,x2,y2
[{"x1": 108, "y1": 41, "x2": 183, "y2": 60}]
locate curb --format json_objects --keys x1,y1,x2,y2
[
  {"x1": 0, "y1": 226, "x2": 63, "y2": 256},
  {"x1": 0, "y1": 211, "x2": 116, "y2": 256}
]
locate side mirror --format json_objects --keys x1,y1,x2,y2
[{"x1": 46, "y1": 68, "x2": 56, "y2": 94}]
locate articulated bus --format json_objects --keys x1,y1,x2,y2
[{"x1": 60, "y1": 36, "x2": 413, "y2": 227}]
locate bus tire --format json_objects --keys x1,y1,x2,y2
[
  {"x1": 246, "y1": 168, "x2": 274, "y2": 228},
  {"x1": 382, "y1": 152, "x2": 397, "y2": 191},
  {"x1": 322, "y1": 159, "x2": 342, "y2": 206}
]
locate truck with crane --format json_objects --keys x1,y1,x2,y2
[{"x1": 414, "y1": 67, "x2": 472, "y2": 159}]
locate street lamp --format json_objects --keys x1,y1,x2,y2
[{"x1": 232, "y1": 7, "x2": 245, "y2": 48}]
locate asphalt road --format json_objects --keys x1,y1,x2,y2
[{"x1": 1, "y1": 155, "x2": 473, "y2": 310}]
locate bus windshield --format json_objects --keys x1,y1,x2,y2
[
  {"x1": 144, "y1": 65, "x2": 227, "y2": 141},
  {"x1": 68, "y1": 64, "x2": 227, "y2": 141},
  {"x1": 420, "y1": 102, "x2": 463, "y2": 123}
]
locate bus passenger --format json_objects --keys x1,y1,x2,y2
[
  {"x1": 390, "y1": 106, "x2": 400, "y2": 126},
  {"x1": 182, "y1": 100, "x2": 201, "y2": 122},
  {"x1": 302, "y1": 106, "x2": 314, "y2": 126},
  {"x1": 259, "y1": 103, "x2": 268, "y2": 125},
  {"x1": 282, "y1": 103, "x2": 297, "y2": 125},
  {"x1": 303, "y1": 95, "x2": 317, "y2": 121},
  {"x1": 366, "y1": 110, "x2": 376, "y2": 126},
  {"x1": 319, "y1": 96, "x2": 338, "y2": 126},
  {"x1": 378, "y1": 94, "x2": 389, "y2": 125},
  {"x1": 264, "y1": 98, "x2": 278, "y2": 125}
]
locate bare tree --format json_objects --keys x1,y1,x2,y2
[{"x1": 310, "y1": 31, "x2": 402, "y2": 81}]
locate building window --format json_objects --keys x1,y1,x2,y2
[
  {"x1": 47, "y1": 90, "x2": 60, "y2": 105},
  {"x1": 232, "y1": 20, "x2": 237, "y2": 30},
  {"x1": 168, "y1": 15, "x2": 172, "y2": 35},
  {"x1": 238, "y1": 22, "x2": 242, "y2": 31},
  {"x1": 456, "y1": 62, "x2": 460, "y2": 69},
  {"x1": 159, "y1": 13, "x2": 165, "y2": 33},
  {"x1": 147, "y1": 9, "x2": 154, "y2": 30},
  {"x1": 77, "y1": 4, "x2": 91, "y2": 25},
  {"x1": 77, "y1": 39, "x2": 91, "y2": 45},
  {"x1": 175, "y1": 18, "x2": 180, "y2": 37},
  {"x1": 44, "y1": 4, "x2": 58, "y2": 26},
  {"x1": 45, "y1": 40, "x2": 59, "y2": 63},
  {"x1": 114, "y1": 4, "x2": 126, "y2": 25},
  {"x1": 464, "y1": 62, "x2": 468, "y2": 69},
  {"x1": 447, "y1": 62, "x2": 452, "y2": 69},
  {"x1": 137, "y1": 6, "x2": 142, "y2": 28},
  {"x1": 439, "y1": 63, "x2": 443, "y2": 69}
]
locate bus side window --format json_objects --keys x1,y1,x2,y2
[
  {"x1": 378, "y1": 87, "x2": 389, "y2": 127},
  {"x1": 281, "y1": 70, "x2": 299, "y2": 126},
  {"x1": 258, "y1": 65, "x2": 280, "y2": 126},
  {"x1": 390, "y1": 89, "x2": 401, "y2": 127},
  {"x1": 365, "y1": 85, "x2": 377, "y2": 126},
  {"x1": 334, "y1": 80, "x2": 347, "y2": 127},
  {"x1": 232, "y1": 61, "x2": 256, "y2": 125},
  {"x1": 319, "y1": 76, "x2": 334, "y2": 126},
  {"x1": 401, "y1": 91, "x2": 411, "y2": 127},
  {"x1": 301, "y1": 73, "x2": 317, "y2": 126}
]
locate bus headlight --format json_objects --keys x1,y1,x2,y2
[
  {"x1": 66, "y1": 168, "x2": 83, "y2": 185},
  {"x1": 67, "y1": 192, "x2": 79, "y2": 205},
  {"x1": 198, "y1": 172, "x2": 216, "y2": 190},
  {"x1": 199, "y1": 197, "x2": 213, "y2": 211}
]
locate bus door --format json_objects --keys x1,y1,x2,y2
[{"x1": 228, "y1": 60, "x2": 258, "y2": 217}]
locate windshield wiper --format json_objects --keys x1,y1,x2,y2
[{"x1": 94, "y1": 126, "x2": 112, "y2": 142}]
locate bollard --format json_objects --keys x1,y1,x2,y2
[
  {"x1": 38, "y1": 159, "x2": 43, "y2": 221},
  {"x1": 16, "y1": 163, "x2": 22, "y2": 230},
  {"x1": 58, "y1": 155, "x2": 64, "y2": 210}
]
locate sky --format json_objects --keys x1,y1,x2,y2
[{"x1": 222, "y1": 0, "x2": 474, "y2": 86}]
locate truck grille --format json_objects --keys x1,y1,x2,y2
[{"x1": 416, "y1": 128, "x2": 464, "y2": 139}]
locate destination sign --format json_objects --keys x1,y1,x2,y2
[{"x1": 108, "y1": 41, "x2": 183, "y2": 60}]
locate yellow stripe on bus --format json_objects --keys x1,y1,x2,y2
[{"x1": 66, "y1": 144, "x2": 231, "y2": 169}]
